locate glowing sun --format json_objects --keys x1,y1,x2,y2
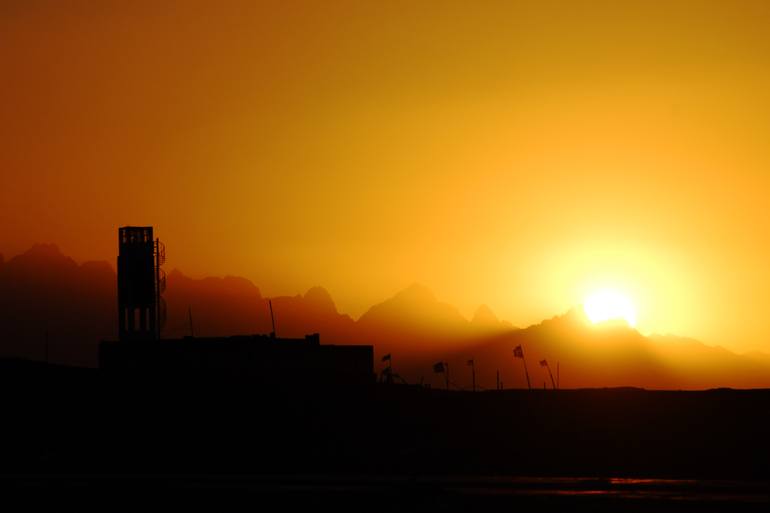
[{"x1": 583, "y1": 289, "x2": 637, "y2": 327}]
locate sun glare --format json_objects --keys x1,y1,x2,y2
[{"x1": 583, "y1": 289, "x2": 637, "y2": 327}]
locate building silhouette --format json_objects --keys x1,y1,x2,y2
[
  {"x1": 117, "y1": 226, "x2": 165, "y2": 341},
  {"x1": 102, "y1": 227, "x2": 374, "y2": 385}
]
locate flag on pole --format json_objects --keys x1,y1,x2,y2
[
  {"x1": 467, "y1": 359, "x2": 474, "y2": 366},
  {"x1": 433, "y1": 361, "x2": 445, "y2": 373},
  {"x1": 380, "y1": 365, "x2": 393, "y2": 385},
  {"x1": 541, "y1": 358, "x2": 556, "y2": 389},
  {"x1": 382, "y1": 353, "x2": 391, "y2": 362},
  {"x1": 513, "y1": 345, "x2": 531, "y2": 390}
]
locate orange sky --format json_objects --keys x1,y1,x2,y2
[{"x1": 3, "y1": 1, "x2": 770, "y2": 352}]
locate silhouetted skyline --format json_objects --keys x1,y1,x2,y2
[
  {"x1": 2, "y1": 241, "x2": 769, "y2": 390},
  {"x1": 5, "y1": 3, "x2": 770, "y2": 508}
]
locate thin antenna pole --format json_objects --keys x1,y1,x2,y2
[
  {"x1": 269, "y1": 300, "x2": 276, "y2": 338},
  {"x1": 472, "y1": 362, "x2": 476, "y2": 392},
  {"x1": 557, "y1": 362, "x2": 560, "y2": 389},
  {"x1": 188, "y1": 306, "x2": 195, "y2": 337}
]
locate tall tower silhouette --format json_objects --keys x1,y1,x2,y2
[{"x1": 117, "y1": 226, "x2": 166, "y2": 341}]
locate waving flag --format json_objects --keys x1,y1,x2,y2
[
  {"x1": 513, "y1": 345, "x2": 531, "y2": 390},
  {"x1": 433, "y1": 361, "x2": 445, "y2": 373},
  {"x1": 540, "y1": 359, "x2": 557, "y2": 389},
  {"x1": 381, "y1": 354, "x2": 391, "y2": 362}
]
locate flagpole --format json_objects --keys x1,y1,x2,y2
[
  {"x1": 472, "y1": 362, "x2": 476, "y2": 392},
  {"x1": 382, "y1": 353, "x2": 393, "y2": 384},
  {"x1": 445, "y1": 362, "x2": 450, "y2": 390},
  {"x1": 522, "y1": 358, "x2": 531, "y2": 390},
  {"x1": 546, "y1": 363, "x2": 556, "y2": 390},
  {"x1": 557, "y1": 362, "x2": 560, "y2": 389},
  {"x1": 188, "y1": 306, "x2": 195, "y2": 337}
]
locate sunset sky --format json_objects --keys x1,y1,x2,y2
[{"x1": 3, "y1": 1, "x2": 770, "y2": 352}]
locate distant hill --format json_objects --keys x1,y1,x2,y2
[
  {"x1": 164, "y1": 272, "x2": 359, "y2": 343},
  {"x1": 0, "y1": 247, "x2": 362, "y2": 365},
  {"x1": 0, "y1": 244, "x2": 115, "y2": 366},
  {"x1": 449, "y1": 309, "x2": 770, "y2": 390},
  {"x1": 163, "y1": 270, "x2": 266, "y2": 338},
  {"x1": 357, "y1": 283, "x2": 512, "y2": 359},
  {"x1": 1, "y1": 244, "x2": 769, "y2": 389}
]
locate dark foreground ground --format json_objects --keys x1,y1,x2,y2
[{"x1": 1, "y1": 359, "x2": 769, "y2": 511}]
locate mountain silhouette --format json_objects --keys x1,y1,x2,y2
[
  {"x1": 355, "y1": 283, "x2": 513, "y2": 382},
  {"x1": 357, "y1": 282, "x2": 473, "y2": 352},
  {"x1": 453, "y1": 309, "x2": 770, "y2": 390},
  {"x1": 0, "y1": 245, "x2": 115, "y2": 366},
  {"x1": 471, "y1": 304, "x2": 513, "y2": 329},
  {"x1": 149, "y1": 272, "x2": 360, "y2": 342},
  {"x1": 267, "y1": 287, "x2": 358, "y2": 343},
  {"x1": 164, "y1": 270, "x2": 267, "y2": 338},
  {"x1": 1, "y1": 244, "x2": 769, "y2": 390}
]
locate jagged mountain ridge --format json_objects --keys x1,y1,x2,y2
[
  {"x1": 0, "y1": 245, "x2": 511, "y2": 366},
  {"x1": 1, "y1": 244, "x2": 768, "y2": 390}
]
